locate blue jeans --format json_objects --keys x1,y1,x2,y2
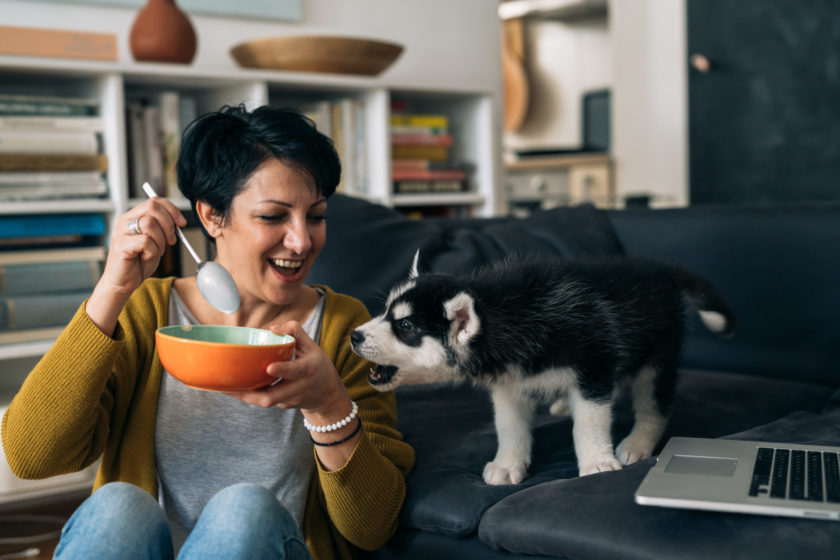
[{"x1": 53, "y1": 482, "x2": 310, "y2": 559}]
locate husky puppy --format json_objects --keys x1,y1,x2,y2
[{"x1": 350, "y1": 252, "x2": 735, "y2": 485}]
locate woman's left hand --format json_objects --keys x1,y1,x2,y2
[{"x1": 226, "y1": 320, "x2": 350, "y2": 419}]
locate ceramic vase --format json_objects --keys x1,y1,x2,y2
[{"x1": 129, "y1": 0, "x2": 197, "y2": 64}]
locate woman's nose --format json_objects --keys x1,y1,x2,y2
[{"x1": 284, "y1": 219, "x2": 312, "y2": 254}]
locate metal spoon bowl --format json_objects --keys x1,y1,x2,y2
[{"x1": 142, "y1": 182, "x2": 240, "y2": 314}]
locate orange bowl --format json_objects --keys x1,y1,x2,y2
[{"x1": 155, "y1": 325, "x2": 295, "y2": 392}]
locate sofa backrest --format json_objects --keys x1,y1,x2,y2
[
  {"x1": 309, "y1": 194, "x2": 623, "y2": 316},
  {"x1": 607, "y1": 202, "x2": 840, "y2": 386}
]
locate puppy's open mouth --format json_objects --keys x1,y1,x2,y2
[{"x1": 369, "y1": 365, "x2": 398, "y2": 385}]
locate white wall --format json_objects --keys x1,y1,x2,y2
[
  {"x1": 610, "y1": 0, "x2": 687, "y2": 207},
  {"x1": 1, "y1": 0, "x2": 502, "y2": 91},
  {"x1": 504, "y1": 16, "x2": 611, "y2": 152}
]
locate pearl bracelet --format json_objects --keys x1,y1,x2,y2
[{"x1": 303, "y1": 400, "x2": 359, "y2": 433}]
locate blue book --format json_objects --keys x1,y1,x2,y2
[{"x1": 0, "y1": 214, "x2": 106, "y2": 239}]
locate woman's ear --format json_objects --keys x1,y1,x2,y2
[{"x1": 196, "y1": 200, "x2": 222, "y2": 238}]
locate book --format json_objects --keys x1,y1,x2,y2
[
  {"x1": 0, "y1": 290, "x2": 90, "y2": 331},
  {"x1": 0, "y1": 115, "x2": 105, "y2": 132},
  {"x1": 391, "y1": 168, "x2": 468, "y2": 181},
  {"x1": 391, "y1": 145, "x2": 450, "y2": 161},
  {"x1": 0, "y1": 259, "x2": 102, "y2": 296},
  {"x1": 0, "y1": 94, "x2": 99, "y2": 117},
  {"x1": 125, "y1": 103, "x2": 149, "y2": 199},
  {"x1": 0, "y1": 246, "x2": 106, "y2": 266},
  {"x1": 391, "y1": 133, "x2": 454, "y2": 146},
  {"x1": 142, "y1": 105, "x2": 165, "y2": 195},
  {"x1": 0, "y1": 326, "x2": 64, "y2": 345},
  {"x1": 0, "y1": 183, "x2": 107, "y2": 201},
  {"x1": 0, "y1": 130, "x2": 99, "y2": 155},
  {"x1": 390, "y1": 114, "x2": 449, "y2": 129},
  {"x1": 393, "y1": 179, "x2": 467, "y2": 194},
  {"x1": 0, "y1": 153, "x2": 108, "y2": 172},
  {"x1": 0, "y1": 214, "x2": 106, "y2": 239},
  {"x1": 158, "y1": 91, "x2": 181, "y2": 194},
  {"x1": 300, "y1": 100, "x2": 332, "y2": 137},
  {"x1": 0, "y1": 25, "x2": 117, "y2": 62},
  {"x1": 0, "y1": 171, "x2": 105, "y2": 185},
  {"x1": 390, "y1": 124, "x2": 448, "y2": 135}
]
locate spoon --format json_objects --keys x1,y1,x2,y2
[{"x1": 142, "y1": 182, "x2": 240, "y2": 314}]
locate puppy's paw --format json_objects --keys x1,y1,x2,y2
[
  {"x1": 578, "y1": 455, "x2": 622, "y2": 476},
  {"x1": 483, "y1": 461, "x2": 528, "y2": 485},
  {"x1": 549, "y1": 397, "x2": 570, "y2": 416},
  {"x1": 615, "y1": 436, "x2": 656, "y2": 466}
]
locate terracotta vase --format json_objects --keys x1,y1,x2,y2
[{"x1": 129, "y1": 0, "x2": 197, "y2": 64}]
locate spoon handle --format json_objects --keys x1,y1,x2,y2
[{"x1": 142, "y1": 182, "x2": 202, "y2": 265}]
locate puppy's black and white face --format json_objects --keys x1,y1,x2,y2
[{"x1": 351, "y1": 274, "x2": 481, "y2": 392}]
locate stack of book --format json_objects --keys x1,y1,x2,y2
[
  {"x1": 390, "y1": 112, "x2": 469, "y2": 194},
  {"x1": 0, "y1": 94, "x2": 108, "y2": 201},
  {"x1": 125, "y1": 90, "x2": 197, "y2": 199},
  {"x1": 300, "y1": 98, "x2": 368, "y2": 196},
  {"x1": 0, "y1": 245, "x2": 105, "y2": 345}
]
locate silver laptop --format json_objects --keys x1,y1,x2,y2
[{"x1": 635, "y1": 436, "x2": 840, "y2": 521}]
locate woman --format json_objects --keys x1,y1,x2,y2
[{"x1": 1, "y1": 105, "x2": 414, "y2": 559}]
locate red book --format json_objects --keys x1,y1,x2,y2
[
  {"x1": 391, "y1": 133, "x2": 454, "y2": 146},
  {"x1": 391, "y1": 168, "x2": 467, "y2": 181}
]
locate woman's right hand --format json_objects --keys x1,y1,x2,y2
[{"x1": 85, "y1": 198, "x2": 186, "y2": 336}]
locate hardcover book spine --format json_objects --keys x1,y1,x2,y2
[
  {"x1": 0, "y1": 290, "x2": 90, "y2": 331},
  {"x1": 0, "y1": 260, "x2": 101, "y2": 296}
]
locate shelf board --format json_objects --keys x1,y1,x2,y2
[
  {"x1": 0, "y1": 198, "x2": 115, "y2": 215},
  {"x1": 0, "y1": 55, "x2": 494, "y2": 97},
  {"x1": 391, "y1": 192, "x2": 486, "y2": 207}
]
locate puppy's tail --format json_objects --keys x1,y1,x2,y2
[{"x1": 675, "y1": 268, "x2": 736, "y2": 338}]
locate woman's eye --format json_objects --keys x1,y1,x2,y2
[
  {"x1": 259, "y1": 214, "x2": 287, "y2": 222},
  {"x1": 308, "y1": 214, "x2": 326, "y2": 224}
]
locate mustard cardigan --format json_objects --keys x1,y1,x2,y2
[{"x1": 2, "y1": 278, "x2": 414, "y2": 560}]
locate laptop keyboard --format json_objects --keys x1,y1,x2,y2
[{"x1": 749, "y1": 447, "x2": 840, "y2": 502}]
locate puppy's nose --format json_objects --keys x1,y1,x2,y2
[{"x1": 350, "y1": 330, "x2": 365, "y2": 346}]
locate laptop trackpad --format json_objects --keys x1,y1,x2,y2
[{"x1": 664, "y1": 455, "x2": 738, "y2": 477}]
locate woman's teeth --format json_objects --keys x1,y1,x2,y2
[{"x1": 270, "y1": 258, "x2": 302, "y2": 269}]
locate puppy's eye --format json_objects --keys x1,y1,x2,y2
[{"x1": 398, "y1": 319, "x2": 414, "y2": 331}]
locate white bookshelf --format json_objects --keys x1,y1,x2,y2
[{"x1": 0, "y1": 54, "x2": 500, "y2": 426}]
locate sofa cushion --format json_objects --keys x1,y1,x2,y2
[
  {"x1": 477, "y1": 410, "x2": 840, "y2": 559},
  {"x1": 393, "y1": 369, "x2": 835, "y2": 540},
  {"x1": 607, "y1": 203, "x2": 840, "y2": 386},
  {"x1": 310, "y1": 195, "x2": 624, "y2": 316}
]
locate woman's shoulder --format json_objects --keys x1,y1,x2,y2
[{"x1": 313, "y1": 285, "x2": 372, "y2": 334}]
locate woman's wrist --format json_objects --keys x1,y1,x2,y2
[{"x1": 302, "y1": 397, "x2": 356, "y2": 432}]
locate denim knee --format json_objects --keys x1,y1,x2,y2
[
  {"x1": 179, "y1": 483, "x2": 309, "y2": 559},
  {"x1": 54, "y1": 482, "x2": 173, "y2": 560}
]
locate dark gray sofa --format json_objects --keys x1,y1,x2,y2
[{"x1": 308, "y1": 194, "x2": 840, "y2": 559}]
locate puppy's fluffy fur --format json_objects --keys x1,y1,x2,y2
[{"x1": 351, "y1": 253, "x2": 735, "y2": 484}]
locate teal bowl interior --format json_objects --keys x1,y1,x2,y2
[{"x1": 157, "y1": 325, "x2": 294, "y2": 346}]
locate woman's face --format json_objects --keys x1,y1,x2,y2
[{"x1": 213, "y1": 158, "x2": 327, "y2": 308}]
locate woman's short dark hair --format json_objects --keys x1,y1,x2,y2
[{"x1": 176, "y1": 104, "x2": 341, "y2": 237}]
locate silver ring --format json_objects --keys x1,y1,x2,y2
[{"x1": 127, "y1": 217, "x2": 142, "y2": 236}]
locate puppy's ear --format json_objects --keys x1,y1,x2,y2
[
  {"x1": 444, "y1": 292, "x2": 480, "y2": 346},
  {"x1": 409, "y1": 249, "x2": 430, "y2": 279}
]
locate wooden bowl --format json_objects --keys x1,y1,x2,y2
[
  {"x1": 230, "y1": 35, "x2": 404, "y2": 76},
  {"x1": 156, "y1": 325, "x2": 295, "y2": 392}
]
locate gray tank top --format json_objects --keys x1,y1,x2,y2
[{"x1": 155, "y1": 287, "x2": 324, "y2": 551}]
